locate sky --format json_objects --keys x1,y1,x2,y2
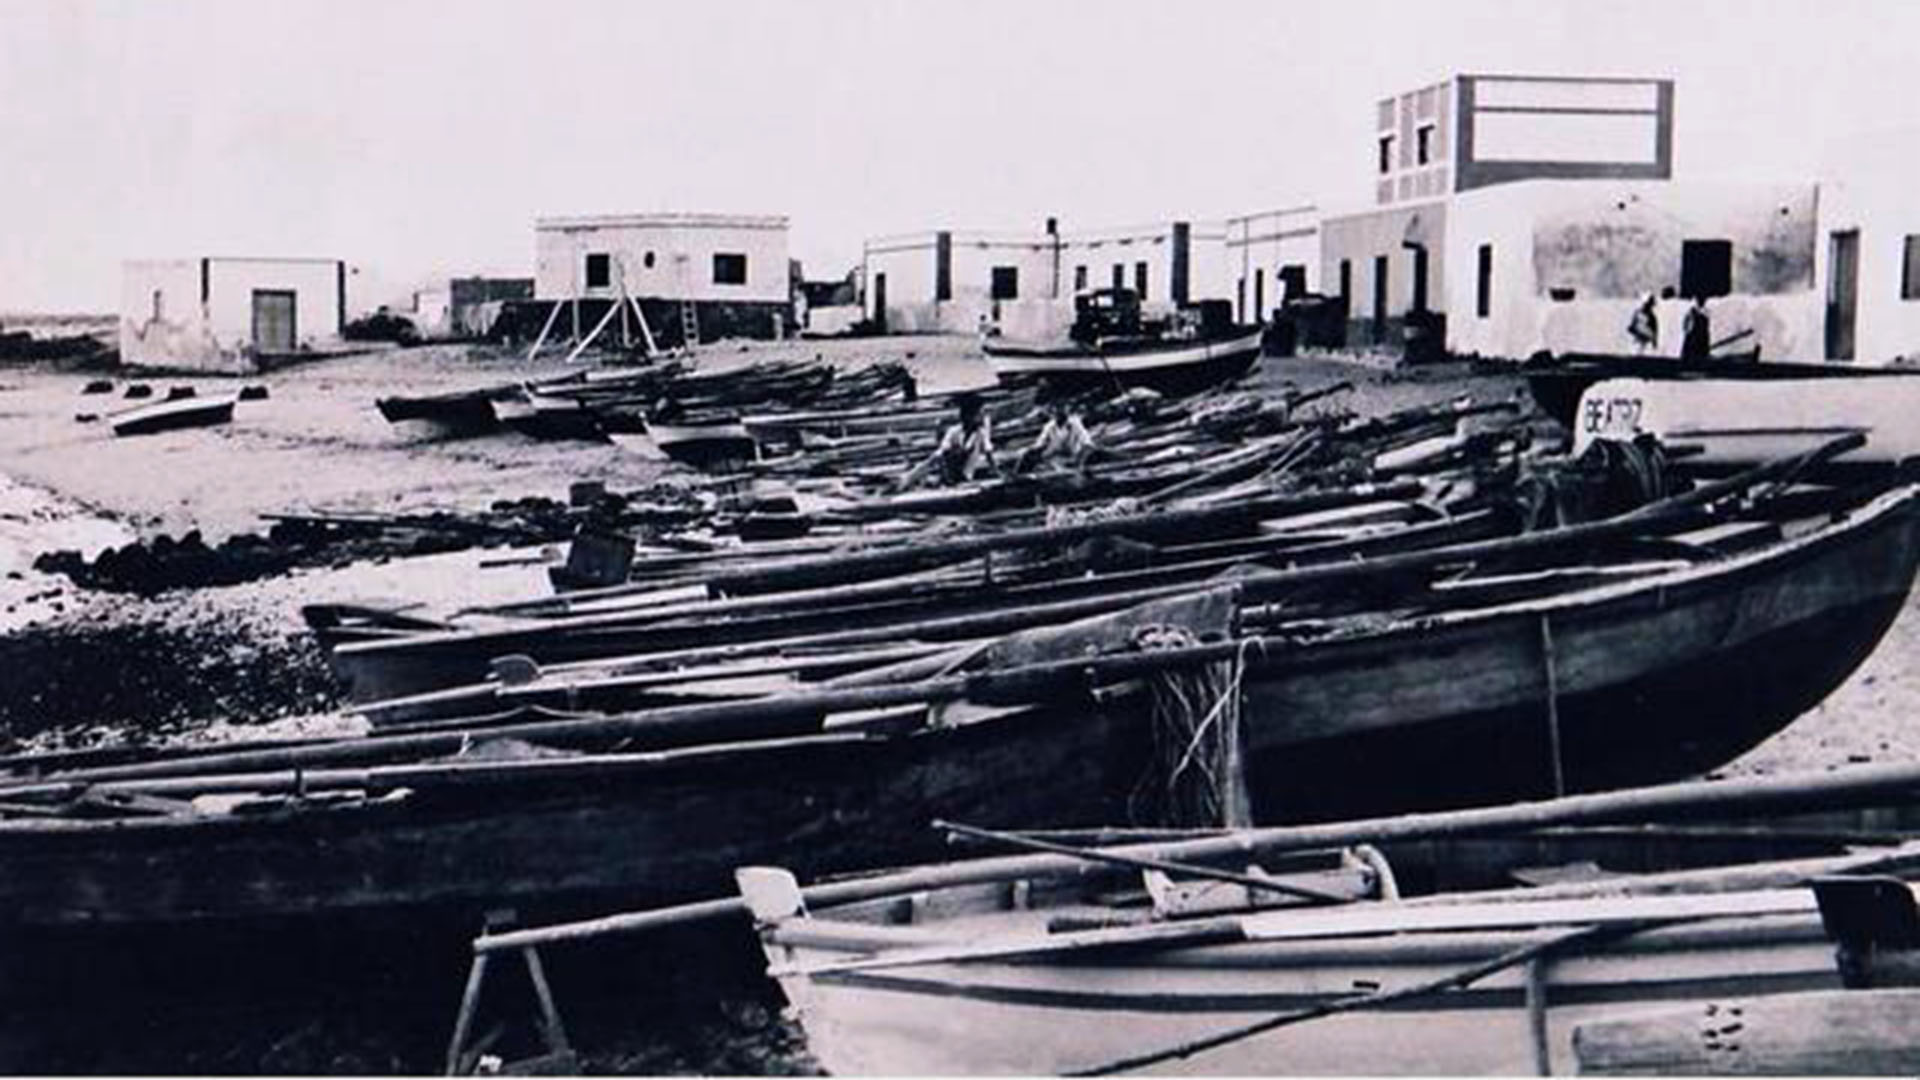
[{"x1": 2, "y1": 0, "x2": 1917, "y2": 313}]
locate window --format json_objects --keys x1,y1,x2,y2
[
  {"x1": 1416, "y1": 124, "x2": 1434, "y2": 166},
  {"x1": 1134, "y1": 261, "x2": 1148, "y2": 300},
  {"x1": 1378, "y1": 135, "x2": 1395, "y2": 175},
  {"x1": 585, "y1": 253, "x2": 611, "y2": 289},
  {"x1": 990, "y1": 265, "x2": 1019, "y2": 300},
  {"x1": 643, "y1": 251, "x2": 656, "y2": 269},
  {"x1": 1476, "y1": 244, "x2": 1493, "y2": 319},
  {"x1": 1679, "y1": 239, "x2": 1732, "y2": 299},
  {"x1": 1279, "y1": 264, "x2": 1307, "y2": 302},
  {"x1": 712, "y1": 253, "x2": 748, "y2": 285},
  {"x1": 1074, "y1": 265, "x2": 1088, "y2": 292},
  {"x1": 1903, "y1": 235, "x2": 1920, "y2": 300}
]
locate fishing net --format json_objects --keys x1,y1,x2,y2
[{"x1": 1126, "y1": 624, "x2": 1250, "y2": 828}]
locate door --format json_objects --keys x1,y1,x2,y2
[
  {"x1": 252, "y1": 290, "x2": 296, "y2": 352},
  {"x1": 1372, "y1": 256, "x2": 1389, "y2": 343},
  {"x1": 872, "y1": 273, "x2": 887, "y2": 333},
  {"x1": 1411, "y1": 246, "x2": 1430, "y2": 313},
  {"x1": 1826, "y1": 230, "x2": 1858, "y2": 362}
]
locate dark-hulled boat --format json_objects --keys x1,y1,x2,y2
[
  {"x1": 0, "y1": 482, "x2": 1909, "y2": 933},
  {"x1": 109, "y1": 392, "x2": 239, "y2": 437}
]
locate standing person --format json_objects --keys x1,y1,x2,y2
[
  {"x1": 1681, "y1": 296, "x2": 1712, "y2": 360},
  {"x1": 899, "y1": 393, "x2": 997, "y2": 489},
  {"x1": 1627, "y1": 293, "x2": 1659, "y2": 353}
]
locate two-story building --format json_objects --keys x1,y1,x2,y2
[{"x1": 533, "y1": 212, "x2": 792, "y2": 346}]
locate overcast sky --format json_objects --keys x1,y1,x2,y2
[{"x1": 2, "y1": 0, "x2": 1916, "y2": 313}]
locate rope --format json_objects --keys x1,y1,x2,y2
[
  {"x1": 1128, "y1": 626, "x2": 1249, "y2": 828},
  {"x1": 1066, "y1": 920, "x2": 1650, "y2": 1076}
]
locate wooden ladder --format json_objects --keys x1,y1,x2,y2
[{"x1": 678, "y1": 299, "x2": 699, "y2": 349}]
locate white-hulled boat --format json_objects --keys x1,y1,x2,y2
[
  {"x1": 738, "y1": 848, "x2": 1890, "y2": 1076},
  {"x1": 1571, "y1": 375, "x2": 1920, "y2": 466},
  {"x1": 985, "y1": 328, "x2": 1265, "y2": 397},
  {"x1": 109, "y1": 391, "x2": 240, "y2": 437}
]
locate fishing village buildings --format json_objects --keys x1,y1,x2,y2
[
  {"x1": 119, "y1": 256, "x2": 347, "y2": 373},
  {"x1": 532, "y1": 212, "x2": 792, "y2": 347},
  {"x1": 859, "y1": 219, "x2": 1234, "y2": 338},
  {"x1": 109, "y1": 73, "x2": 1920, "y2": 367}
]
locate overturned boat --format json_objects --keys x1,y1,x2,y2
[{"x1": 109, "y1": 391, "x2": 239, "y2": 437}]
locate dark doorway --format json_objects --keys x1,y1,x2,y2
[
  {"x1": 872, "y1": 272, "x2": 887, "y2": 333},
  {"x1": 1476, "y1": 244, "x2": 1493, "y2": 318},
  {"x1": 1372, "y1": 255, "x2": 1389, "y2": 342},
  {"x1": 1134, "y1": 261, "x2": 1148, "y2": 301},
  {"x1": 1254, "y1": 268, "x2": 1265, "y2": 324},
  {"x1": 251, "y1": 290, "x2": 296, "y2": 352},
  {"x1": 1411, "y1": 246, "x2": 1430, "y2": 313},
  {"x1": 1827, "y1": 230, "x2": 1859, "y2": 361},
  {"x1": 1680, "y1": 239, "x2": 1733, "y2": 300}
]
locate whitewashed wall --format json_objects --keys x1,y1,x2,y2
[
  {"x1": 121, "y1": 257, "x2": 343, "y2": 372},
  {"x1": 535, "y1": 218, "x2": 789, "y2": 305},
  {"x1": 1444, "y1": 179, "x2": 1821, "y2": 362}
]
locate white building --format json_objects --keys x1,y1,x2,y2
[
  {"x1": 863, "y1": 219, "x2": 1232, "y2": 338},
  {"x1": 1225, "y1": 206, "x2": 1320, "y2": 324},
  {"x1": 120, "y1": 257, "x2": 345, "y2": 373},
  {"x1": 533, "y1": 212, "x2": 792, "y2": 344},
  {"x1": 1812, "y1": 140, "x2": 1920, "y2": 365},
  {"x1": 1445, "y1": 179, "x2": 1821, "y2": 362}
]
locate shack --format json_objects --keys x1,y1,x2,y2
[
  {"x1": 1813, "y1": 140, "x2": 1920, "y2": 365},
  {"x1": 120, "y1": 257, "x2": 346, "y2": 373},
  {"x1": 532, "y1": 212, "x2": 792, "y2": 347}
]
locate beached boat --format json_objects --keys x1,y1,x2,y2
[
  {"x1": 1234, "y1": 482, "x2": 1920, "y2": 818},
  {"x1": 320, "y1": 465, "x2": 1920, "y2": 820},
  {"x1": 109, "y1": 392, "x2": 239, "y2": 437},
  {"x1": 375, "y1": 387, "x2": 505, "y2": 434},
  {"x1": 594, "y1": 409, "x2": 759, "y2": 467},
  {"x1": 736, "y1": 844, "x2": 1898, "y2": 1076},
  {"x1": 1571, "y1": 375, "x2": 1920, "y2": 467},
  {"x1": 494, "y1": 389, "x2": 602, "y2": 441},
  {"x1": 1522, "y1": 350, "x2": 1920, "y2": 429},
  {"x1": 985, "y1": 328, "x2": 1265, "y2": 396}
]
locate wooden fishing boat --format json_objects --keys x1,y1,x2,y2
[
  {"x1": 594, "y1": 408, "x2": 758, "y2": 467},
  {"x1": 1522, "y1": 350, "x2": 1919, "y2": 429},
  {"x1": 375, "y1": 387, "x2": 504, "y2": 434},
  {"x1": 736, "y1": 845, "x2": 1899, "y2": 1076},
  {"x1": 1571, "y1": 375, "x2": 1920, "y2": 468},
  {"x1": 495, "y1": 389, "x2": 602, "y2": 441},
  {"x1": 1234, "y1": 482, "x2": 1920, "y2": 819},
  {"x1": 317, "y1": 462, "x2": 1920, "y2": 825},
  {"x1": 985, "y1": 328, "x2": 1265, "y2": 396},
  {"x1": 109, "y1": 391, "x2": 239, "y2": 436}
]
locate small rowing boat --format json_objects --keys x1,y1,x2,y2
[{"x1": 109, "y1": 392, "x2": 239, "y2": 437}]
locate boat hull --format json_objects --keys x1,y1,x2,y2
[
  {"x1": 1242, "y1": 486, "x2": 1920, "y2": 819},
  {"x1": 0, "y1": 707, "x2": 1132, "y2": 930},
  {"x1": 986, "y1": 330, "x2": 1263, "y2": 396},
  {"x1": 109, "y1": 395, "x2": 238, "y2": 436},
  {"x1": 1570, "y1": 376, "x2": 1920, "y2": 466},
  {"x1": 1522, "y1": 352, "x2": 1919, "y2": 429},
  {"x1": 770, "y1": 913, "x2": 1837, "y2": 1075}
]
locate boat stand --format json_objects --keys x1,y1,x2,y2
[{"x1": 445, "y1": 908, "x2": 577, "y2": 1076}]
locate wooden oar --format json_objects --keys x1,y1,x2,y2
[{"x1": 469, "y1": 753, "x2": 1920, "y2": 956}]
